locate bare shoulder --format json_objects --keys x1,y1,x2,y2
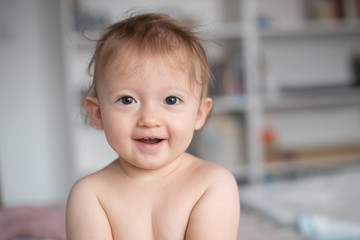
[
  {"x1": 67, "y1": 162, "x2": 117, "y2": 200},
  {"x1": 186, "y1": 153, "x2": 238, "y2": 191},
  {"x1": 185, "y1": 154, "x2": 240, "y2": 240},
  {"x1": 66, "y1": 165, "x2": 115, "y2": 240}
]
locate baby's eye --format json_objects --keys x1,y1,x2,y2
[
  {"x1": 118, "y1": 96, "x2": 136, "y2": 105},
  {"x1": 164, "y1": 96, "x2": 181, "y2": 105}
]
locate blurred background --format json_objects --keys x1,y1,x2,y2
[{"x1": 1, "y1": 0, "x2": 360, "y2": 239}]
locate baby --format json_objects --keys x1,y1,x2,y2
[{"x1": 66, "y1": 12, "x2": 240, "y2": 240}]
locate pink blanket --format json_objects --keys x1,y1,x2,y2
[{"x1": 0, "y1": 206, "x2": 66, "y2": 240}]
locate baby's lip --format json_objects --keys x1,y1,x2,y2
[
  {"x1": 134, "y1": 137, "x2": 166, "y2": 151},
  {"x1": 136, "y1": 137, "x2": 164, "y2": 144}
]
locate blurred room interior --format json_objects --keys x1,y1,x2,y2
[{"x1": 1, "y1": 0, "x2": 360, "y2": 239}]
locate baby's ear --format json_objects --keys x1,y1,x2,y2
[
  {"x1": 195, "y1": 97, "x2": 213, "y2": 130},
  {"x1": 84, "y1": 96, "x2": 104, "y2": 130}
]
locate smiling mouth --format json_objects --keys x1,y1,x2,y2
[{"x1": 137, "y1": 138, "x2": 163, "y2": 144}]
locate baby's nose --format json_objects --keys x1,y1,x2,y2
[{"x1": 137, "y1": 104, "x2": 162, "y2": 128}]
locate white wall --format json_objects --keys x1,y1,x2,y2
[
  {"x1": 78, "y1": 0, "x2": 227, "y2": 23},
  {"x1": 0, "y1": 0, "x2": 71, "y2": 207}
]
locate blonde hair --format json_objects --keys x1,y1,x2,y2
[{"x1": 86, "y1": 12, "x2": 212, "y2": 99}]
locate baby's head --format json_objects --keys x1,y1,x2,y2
[
  {"x1": 83, "y1": 12, "x2": 213, "y2": 166},
  {"x1": 86, "y1": 12, "x2": 212, "y2": 101}
]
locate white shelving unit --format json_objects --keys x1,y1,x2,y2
[
  {"x1": 199, "y1": 0, "x2": 360, "y2": 182},
  {"x1": 240, "y1": 0, "x2": 265, "y2": 181}
]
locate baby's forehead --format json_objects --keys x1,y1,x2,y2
[
  {"x1": 112, "y1": 45, "x2": 189, "y2": 68},
  {"x1": 104, "y1": 48, "x2": 190, "y2": 79},
  {"x1": 100, "y1": 51, "x2": 202, "y2": 95}
]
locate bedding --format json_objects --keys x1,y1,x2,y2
[{"x1": 0, "y1": 206, "x2": 65, "y2": 240}]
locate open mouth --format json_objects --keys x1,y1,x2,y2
[{"x1": 137, "y1": 138, "x2": 163, "y2": 144}]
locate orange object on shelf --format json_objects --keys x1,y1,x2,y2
[{"x1": 262, "y1": 126, "x2": 276, "y2": 146}]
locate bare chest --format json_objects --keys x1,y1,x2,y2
[{"x1": 99, "y1": 185, "x2": 199, "y2": 240}]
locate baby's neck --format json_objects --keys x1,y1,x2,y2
[{"x1": 115, "y1": 153, "x2": 187, "y2": 184}]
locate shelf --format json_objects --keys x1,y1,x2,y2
[
  {"x1": 212, "y1": 86, "x2": 360, "y2": 114},
  {"x1": 263, "y1": 86, "x2": 360, "y2": 112},
  {"x1": 266, "y1": 152, "x2": 360, "y2": 177},
  {"x1": 229, "y1": 146, "x2": 360, "y2": 181},
  {"x1": 232, "y1": 151, "x2": 360, "y2": 181},
  {"x1": 261, "y1": 20, "x2": 360, "y2": 39},
  {"x1": 211, "y1": 20, "x2": 360, "y2": 40}
]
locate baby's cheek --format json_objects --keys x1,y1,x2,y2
[{"x1": 174, "y1": 121, "x2": 196, "y2": 142}]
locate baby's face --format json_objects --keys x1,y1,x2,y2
[{"x1": 94, "y1": 55, "x2": 211, "y2": 171}]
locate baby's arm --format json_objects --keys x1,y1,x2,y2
[
  {"x1": 66, "y1": 177, "x2": 113, "y2": 240},
  {"x1": 185, "y1": 167, "x2": 240, "y2": 240}
]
